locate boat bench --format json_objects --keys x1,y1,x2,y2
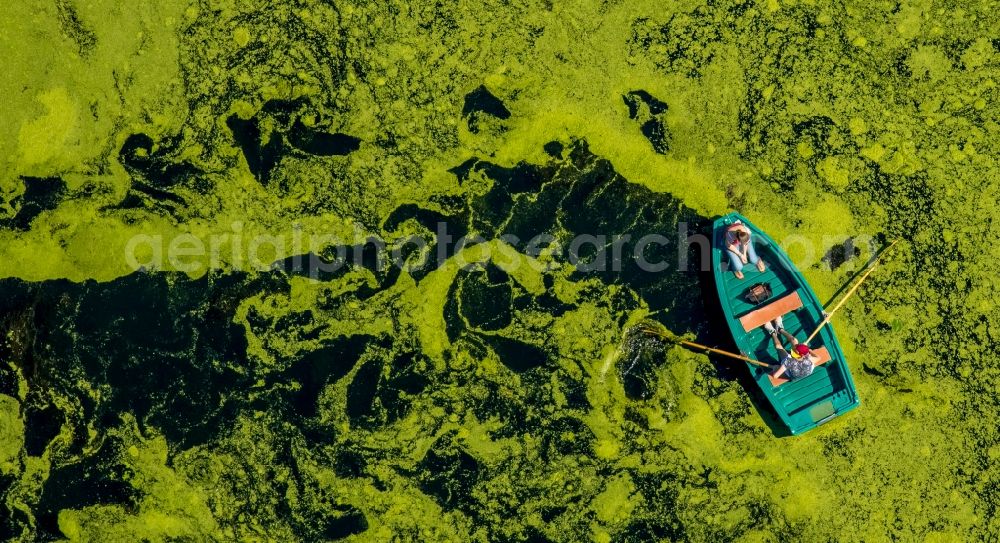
[{"x1": 738, "y1": 291, "x2": 803, "y2": 332}]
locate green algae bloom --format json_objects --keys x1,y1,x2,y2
[{"x1": 0, "y1": 0, "x2": 997, "y2": 541}]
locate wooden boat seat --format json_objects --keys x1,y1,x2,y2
[
  {"x1": 738, "y1": 291, "x2": 803, "y2": 332},
  {"x1": 768, "y1": 346, "x2": 832, "y2": 386}
]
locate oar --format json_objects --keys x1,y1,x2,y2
[
  {"x1": 634, "y1": 322, "x2": 773, "y2": 368},
  {"x1": 804, "y1": 239, "x2": 899, "y2": 344}
]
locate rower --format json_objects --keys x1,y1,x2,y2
[{"x1": 763, "y1": 317, "x2": 822, "y2": 381}]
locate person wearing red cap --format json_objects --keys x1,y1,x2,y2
[{"x1": 763, "y1": 317, "x2": 820, "y2": 380}]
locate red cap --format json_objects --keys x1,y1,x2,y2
[{"x1": 794, "y1": 344, "x2": 810, "y2": 356}]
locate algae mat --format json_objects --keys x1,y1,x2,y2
[{"x1": 0, "y1": 0, "x2": 996, "y2": 541}]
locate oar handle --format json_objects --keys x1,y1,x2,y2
[
  {"x1": 678, "y1": 340, "x2": 772, "y2": 368},
  {"x1": 637, "y1": 326, "x2": 772, "y2": 368}
]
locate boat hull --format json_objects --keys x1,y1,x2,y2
[{"x1": 712, "y1": 212, "x2": 860, "y2": 435}]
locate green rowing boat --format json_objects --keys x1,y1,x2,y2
[{"x1": 712, "y1": 212, "x2": 860, "y2": 435}]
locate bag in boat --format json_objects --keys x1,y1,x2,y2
[{"x1": 745, "y1": 282, "x2": 772, "y2": 305}]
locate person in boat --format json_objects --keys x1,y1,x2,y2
[
  {"x1": 763, "y1": 316, "x2": 820, "y2": 380},
  {"x1": 724, "y1": 221, "x2": 766, "y2": 280}
]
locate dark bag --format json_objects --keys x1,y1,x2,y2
[{"x1": 745, "y1": 283, "x2": 772, "y2": 305}]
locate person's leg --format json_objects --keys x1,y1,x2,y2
[
  {"x1": 770, "y1": 329, "x2": 784, "y2": 351},
  {"x1": 771, "y1": 348, "x2": 789, "y2": 378},
  {"x1": 727, "y1": 249, "x2": 745, "y2": 278},
  {"x1": 770, "y1": 316, "x2": 797, "y2": 344},
  {"x1": 746, "y1": 241, "x2": 766, "y2": 272}
]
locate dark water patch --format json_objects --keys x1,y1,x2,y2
[
  {"x1": 623, "y1": 91, "x2": 670, "y2": 154},
  {"x1": 557, "y1": 153, "x2": 708, "y2": 328},
  {"x1": 512, "y1": 289, "x2": 573, "y2": 318},
  {"x1": 483, "y1": 143, "x2": 704, "y2": 329},
  {"x1": 227, "y1": 114, "x2": 284, "y2": 184},
  {"x1": 787, "y1": 115, "x2": 853, "y2": 176},
  {"x1": 417, "y1": 433, "x2": 481, "y2": 511},
  {"x1": 226, "y1": 98, "x2": 358, "y2": 184},
  {"x1": 225, "y1": 98, "x2": 309, "y2": 182},
  {"x1": 379, "y1": 352, "x2": 431, "y2": 423},
  {"x1": 0, "y1": 495, "x2": 29, "y2": 542},
  {"x1": 462, "y1": 85, "x2": 511, "y2": 132},
  {"x1": 332, "y1": 446, "x2": 367, "y2": 478},
  {"x1": 471, "y1": 160, "x2": 551, "y2": 234},
  {"x1": 477, "y1": 161, "x2": 546, "y2": 194},
  {"x1": 863, "y1": 363, "x2": 888, "y2": 377},
  {"x1": 448, "y1": 157, "x2": 479, "y2": 183},
  {"x1": 36, "y1": 436, "x2": 139, "y2": 539},
  {"x1": 385, "y1": 159, "x2": 557, "y2": 280},
  {"x1": 288, "y1": 120, "x2": 361, "y2": 156},
  {"x1": 72, "y1": 274, "x2": 258, "y2": 449},
  {"x1": 283, "y1": 334, "x2": 375, "y2": 418},
  {"x1": 392, "y1": 139, "x2": 710, "y2": 343},
  {"x1": 383, "y1": 203, "x2": 466, "y2": 236},
  {"x1": 640, "y1": 118, "x2": 670, "y2": 154},
  {"x1": 562, "y1": 379, "x2": 590, "y2": 411},
  {"x1": 543, "y1": 141, "x2": 564, "y2": 158},
  {"x1": 346, "y1": 357, "x2": 383, "y2": 426},
  {"x1": 118, "y1": 134, "x2": 200, "y2": 205},
  {"x1": 455, "y1": 263, "x2": 513, "y2": 332},
  {"x1": 286, "y1": 445, "x2": 370, "y2": 540},
  {"x1": 0, "y1": 176, "x2": 67, "y2": 231},
  {"x1": 381, "y1": 204, "x2": 471, "y2": 283},
  {"x1": 540, "y1": 506, "x2": 565, "y2": 522},
  {"x1": 443, "y1": 277, "x2": 465, "y2": 343},
  {"x1": 0, "y1": 271, "x2": 288, "y2": 453},
  {"x1": 483, "y1": 335, "x2": 549, "y2": 373},
  {"x1": 320, "y1": 508, "x2": 369, "y2": 540},
  {"x1": 624, "y1": 90, "x2": 668, "y2": 119},
  {"x1": 823, "y1": 238, "x2": 863, "y2": 270},
  {"x1": 102, "y1": 191, "x2": 146, "y2": 211},
  {"x1": 22, "y1": 397, "x2": 64, "y2": 457},
  {"x1": 463, "y1": 86, "x2": 512, "y2": 119},
  {"x1": 278, "y1": 243, "x2": 403, "y2": 298},
  {"x1": 345, "y1": 348, "x2": 430, "y2": 429}
]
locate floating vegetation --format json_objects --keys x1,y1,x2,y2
[{"x1": 0, "y1": 0, "x2": 995, "y2": 540}]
